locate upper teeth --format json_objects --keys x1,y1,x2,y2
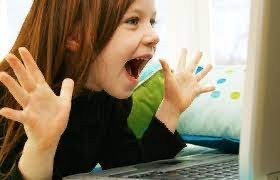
[{"x1": 135, "y1": 57, "x2": 148, "y2": 61}]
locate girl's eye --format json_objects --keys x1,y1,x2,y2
[
  {"x1": 126, "y1": 17, "x2": 139, "y2": 25},
  {"x1": 150, "y1": 18, "x2": 157, "y2": 27}
]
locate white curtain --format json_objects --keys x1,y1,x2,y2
[
  {"x1": 0, "y1": 0, "x2": 32, "y2": 59},
  {"x1": 156, "y1": 0, "x2": 251, "y2": 68},
  {"x1": 211, "y1": 0, "x2": 250, "y2": 65},
  {"x1": 155, "y1": 0, "x2": 213, "y2": 69}
]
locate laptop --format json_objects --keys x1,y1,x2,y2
[{"x1": 64, "y1": 0, "x2": 280, "y2": 179}]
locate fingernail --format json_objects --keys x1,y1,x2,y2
[
  {"x1": 18, "y1": 47, "x2": 24, "y2": 52},
  {"x1": 19, "y1": 47, "x2": 28, "y2": 54}
]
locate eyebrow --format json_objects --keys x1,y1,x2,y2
[{"x1": 129, "y1": 8, "x2": 157, "y2": 18}]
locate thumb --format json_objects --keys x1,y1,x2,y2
[
  {"x1": 60, "y1": 78, "x2": 74, "y2": 103},
  {"x1": 159, "y1": 59, "x2": 172, "y2": 79}
]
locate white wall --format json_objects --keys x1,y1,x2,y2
[{"x1": 0, "y1": 0, "x2": 32, "y2": 59}]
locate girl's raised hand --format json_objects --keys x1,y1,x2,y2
[
  {"x1": 160, "y1": 48, "x2": 215, "y2": 115},
  {"x1": 0, "y1": 47, "x2": 74, "y2": 150}
]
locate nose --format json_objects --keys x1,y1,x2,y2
[{"x1": 142, "y1": 27, "x2": 160, "y2": 49}]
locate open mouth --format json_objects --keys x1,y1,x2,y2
[{"x1": 125, "y1": 58, "x2": 146, "y2": 79}]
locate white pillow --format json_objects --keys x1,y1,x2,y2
[{"x1": 177, "y1": 65, "x2": 246, "y2": 140}]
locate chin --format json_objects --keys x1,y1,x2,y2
[
  {"x1": 105, "y1": 87, "x2": 133, "y2": 100},
  {"x1": 114, "y1": 93, "x2": 132, "y2": 99}
]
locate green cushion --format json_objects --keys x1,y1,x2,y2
[{"x1": 127, "y1": 70, "x2": 164, "y2": 138}]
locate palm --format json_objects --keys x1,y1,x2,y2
[
  {"x1": 0, "y1": 48, "x2": 74, "y2": 148},
  {"x1": 166, "y1": 72, "x2": 200, "y2": 112},
  {"x1": 22, "y1": 83, "x2": 71, "y2": 144},
  {"x1": 160, "y1": 49, "x2": 215, "y2": 113}
]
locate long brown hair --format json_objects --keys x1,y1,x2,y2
[{"x1": 0, "y1": 0, "x2": 134, "y2": 177}]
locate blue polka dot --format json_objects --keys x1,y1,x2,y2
[
  {"x1": 217, "y1": 78, "x2": 226, "y2": 84},
  {"x1": 211, "y1": 91, "x2": 221, "y2": 98},
  {"x1": 195, "y1": 66, "x2": 204, "y2": 74}
]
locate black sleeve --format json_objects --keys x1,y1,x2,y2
[
  {"x1": 52, "y1": 93, "x2": 103, "y2": 179},
  {"x1": 6, "y1": 165, "x2": 24, "y2": 180},
  {"x1": 2, "y1": 93, "x2": 100, "y2": 180},
  {"x1": 98, "y1": 97, "x2": 186, "y2": 169}
]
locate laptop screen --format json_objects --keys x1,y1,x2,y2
[{"x1": 239, "y1": 0, "x2": 280, "y2": 179}]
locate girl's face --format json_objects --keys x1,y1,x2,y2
[{"x1": 85, "y1": 0, "x2": 159, "y2": 99}]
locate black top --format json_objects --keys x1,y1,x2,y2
[{"x1": 2, "y1": 90, "x2": 186, "y2": 179}]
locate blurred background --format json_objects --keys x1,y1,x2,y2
[{"x1": 0, "y1": 0, "x2": 251, "y2": 68}]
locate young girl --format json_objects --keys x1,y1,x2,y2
[{"x1": 0, "y1": 0, "x2": 215, "y2": 179}]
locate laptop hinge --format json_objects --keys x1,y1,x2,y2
[{"x1": 267, "y1": 172, "x2": 280, "y2": 180}]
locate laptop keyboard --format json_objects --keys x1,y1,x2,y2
[{"x1": 127, "y1": 159, "x2": 239, "y2": 179}]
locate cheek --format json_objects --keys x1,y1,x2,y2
[
  {"x1": 114, "y1": 31, "x2": 141, "y2": 52},
  {"x1": 124, "y1": 36, "x2": 141, "y2": 49}
]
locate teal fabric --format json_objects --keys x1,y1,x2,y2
[{"x1": 138, "y1": 60, "x2": 162, "y2": 82}]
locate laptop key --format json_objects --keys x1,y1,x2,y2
[{"x1": 127, "y1": 159, "x2": 239, "y2": 179}]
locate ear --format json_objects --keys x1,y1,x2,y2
[{"x1": 66, "y1": 33, "x2": 81, "y2": 52}]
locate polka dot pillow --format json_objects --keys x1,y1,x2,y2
[
  {"x1": 128, "y1": 61, "x2": 245, "y2": 153},
  {"x1": 177, "y1": 65, "x2": 245, "y2": 152}
]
